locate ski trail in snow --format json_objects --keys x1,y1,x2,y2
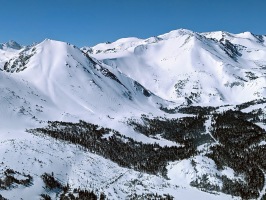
[{"x1": 204, "y1": 115, "x2": 218, "y2": 144}]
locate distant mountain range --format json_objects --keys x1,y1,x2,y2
[
  {"x1": 84, "y1": 29, "x2": 266, "y2": 105},
  {"x1": 0, "y1": 29, "x2": 266, "y2": 200}
]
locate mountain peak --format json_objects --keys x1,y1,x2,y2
[
  {"x1": 158, "y1": 28, "x2": 195, "y2": 40},
  {"x1": 40, "y1": 38, "x2": 64, "y2": 45},
  {"x1": 3, "y1": 40, "x2": 22, "y2": 50},
  {"x1": 235, "y1": 31, "x2": 258, "y2": 40}
]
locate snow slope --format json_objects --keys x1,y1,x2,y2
[
  {"x1": 0, "y1": 131, "x2": 238, "y2": 200},
  {"x1": 0, "y1": 39, "x2": 171, "y2": 130}
]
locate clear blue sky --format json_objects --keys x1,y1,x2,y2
[{"x1": 0, "y1": 0, "x2": 265, "y2": 47}]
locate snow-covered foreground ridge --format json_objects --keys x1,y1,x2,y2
[{"x1": 0, "y1": 29, "x2": 266, "y2": 199}]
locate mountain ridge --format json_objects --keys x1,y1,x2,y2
[{"x1": 87, "y1": 29, "x2": 266, "y2": 105}]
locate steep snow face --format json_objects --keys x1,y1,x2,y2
[
  {"x1": 0, "y1": 39, "x2": 169, "y2": 131},
  {"x1": 88, "y1": 29, "x2": 266, "y2": 105}
]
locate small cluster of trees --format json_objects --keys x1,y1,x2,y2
[
  {"x1": 178, "y1": 106, "x2": 216, "y2": 115},
  {"x1": 0, "y1": 168, "x2": 32, "y2": 190},
  {"x1": 130, "y1": 193, "x2": 173, "y2": 200},
  {"x1": 190, "y1": 174, "x2": 220, "y2": 193},
  {"x1": 40, "y1": 173, "x2": 105, "y2": 200},
  {"x1": 41, "y1": 172, "x2": 62, "y2": 190},
  {"x1": 128, "y1": 114, "x2": 212, "y2": 147},
  {"x1": 59, "y1": 188, "x2": 104, "y2": 200}
]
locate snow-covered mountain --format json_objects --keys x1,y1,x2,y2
[
  {"x1": 87, "y1": 29, "x2": 266, "y2": 105},
  {"x1": 0, "y1": 39, "x2": 169, "y2": 130},
  {"x1": 0, "y1": 29, "x2": 266, "y2": 200},
  {"x1": 0, "y1": 40, "x2": 22, "y2": 50}
]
